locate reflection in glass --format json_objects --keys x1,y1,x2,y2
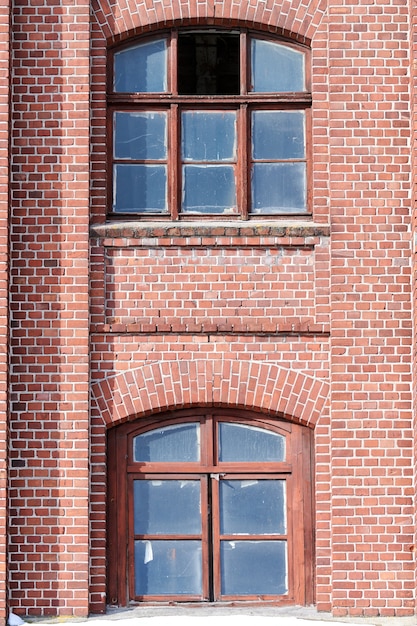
[
  {"x1": 114, "y1": 38, "x2": 168, "y2": 93},
  {"x1": 114, "y1": 111, "x2": 167, "y2": 160},
  {"x1": 182, "y1": 165, "x2": 236, "y2": 213},
  {"x1": 113, "y1": 164, "x2": 167, "y2": 213},
  {"x1": 251, "y1": 162, "x2": 306, "y2": 213},
  {"x1": 252, "y1": 111, "x2": 305, "y2": 160},
  {"x1": 182, "y1": 111, "x2": 236, "y2": 161},
  {"x1": 251, "y1": 39, "x2": 305, "y2": 92},
  {"x1": 221, "y1": 540, "x2": 288, "y2": 595},
  {"x1": 133, "y1": 423, "x2": 200, "y2": 462},
  {"x1": 219, "y1": 422, "x2": 285, "y2": 462},
  {"x1": 134, "y1": 480, "x2": 201, "y2": 535},
  {"x1": 220, "y1": 479, "x2": 286, "y2": 535},
  {"x1": 135, "y1": 540, "x2": 202, "y2": 595}
]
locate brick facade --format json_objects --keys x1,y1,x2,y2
[{"x1": 0, "y1": 0, "x2": 415, "y2": 621}]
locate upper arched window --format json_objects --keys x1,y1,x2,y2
[{"x1": 108, "y1": 30, "x2": 311, "y2": 219}]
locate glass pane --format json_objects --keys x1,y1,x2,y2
[
  {"x1": 221, "y1": 540, "x2": 287, "y2": 595},
  {"x1": 182, "y1": 165, "x2": 236, "y2": 214},
  {"x1": 135, "y1": 540, "x2": 202, "y2": 596},
  {"x1": 220, "y1": 479, "x2": 286, "y2": 535},
  {"x1": 252, "y1": 111, "x2": 305, "y2": 160},
  {"x1": 134, "y1": 480, "x2": 201, "y2": 535},
  {"x1": 114, "y1": 38, "x2": 168, "y2": 93},
  {"x1": 114, "y1": 111, "x2": 167, "y2": 160},
  {"x1": 113, "y1": 164, "x2": 167, "y2": 213},
  {"x1": 251, "y1": 39, "x2": 305, "y2": 92},
  {"x1": 133, "y1": 423, "x2": 200, "y2": 462},
  {"x1": 182, "y1": 111, "x2": 236, "y2": 162},
  {"x1": 251, "y1": 162, "x2": 306, "y2": 214},
  {"x1": 218, "y1": 423, "x2": 285, "y2": 462},
  {"x1": 178, "y1": 33, "x2": 240, "y2": 95}
]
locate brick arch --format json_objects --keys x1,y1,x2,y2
[
  {"x1": 91, "y1": 360, "x2": 329, "y2": 428},
  {"x1": 92, "y1": 0, "x2": 327, "y2": 45}
]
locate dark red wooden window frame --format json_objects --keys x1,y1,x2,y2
[
  {"x1": 107, "y1": 408, "x2": 314, "y2": 607},
  {"x1": 107, "y1": 29, "x2": 312, "y2": 220}
]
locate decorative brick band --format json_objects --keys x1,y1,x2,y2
[{"x1": 91, "y1": 360, "x2": 329, "y2": 427}]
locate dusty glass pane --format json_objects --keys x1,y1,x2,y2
[
  {"x1": 182, "y1": 111, "x2": 236, "y2": 161},
  {"x1": 113, "y1": 164, "x2": 167, "y2": 213},
  {"x1": 133, "y1": 423, "x2": 200, "y2": 462},
  {"x1": 135, "y1": 540, "x2": 202, "y2": 595},
  {"x1": 182, "y1": 165, "x2": 236, "y2": 214},
  {"x1": 114, "y1": 112, "x2": 167, "y2": 160},
  {"x1": 252, "y1": 111, "x2": 305, "y2": 160},
  {"x1": 114, "y1": 38, "x2": 168, "y2": 93},
  {"x1": 251, "y1": 39, "x2": 305, "y2": 92},
  {"x1": 218, "y1": 423, "x2": 285, "y2": 462},
  {"x1": 220, "y1": 479, "x2": 286, "y2": 535},
  {"x1": 134, "y1": 480, "x2": 201, "y2": 535},
  {"x1": 251, "y1": 162, "x2": 306, "y2": 214},
  {"x1": 221, "y1": 540, "x2": 288, "y2": 595}
]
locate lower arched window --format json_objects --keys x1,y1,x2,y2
[{"x1": 107, "y1": 409, "x2": 314, "y2": 606}]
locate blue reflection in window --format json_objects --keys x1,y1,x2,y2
[
  {"x1": 114, "y1": 38, "x2": 168, "y2": 93},
  {"x1": 113, "y1": 164, "x2": 167, "y2": 213},
  {"x1": 114, "y1": 111, "x2": 167, "y2": 160},
  {"x1": 251, "y1": 39, "x2": 305, "y2": 92}
]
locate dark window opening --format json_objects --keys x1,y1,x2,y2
[{"x1": 178, "y1": 33, "x2": 240, "y2": 95}]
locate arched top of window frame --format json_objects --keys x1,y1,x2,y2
[
  {"x1": 110, "y1": 30, "x2": 310, "y2": 96},
  {"x1": 122, "y1": 411, "x2": 293, "y2": 472}
]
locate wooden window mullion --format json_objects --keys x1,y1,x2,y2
[
  {"x1": 238, "y1": 105, "x2": 249, "y2": 219},
  {"x1": 170, "y1": 104, "x2": 179, "y2": 219},
  {"x1": 170, "y1": 30, "x2": 178, "y2": 95}
]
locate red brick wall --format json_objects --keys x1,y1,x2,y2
[
  {"x1": 411, "y1": 0, "x2": 417, "y2": 612},
  {"x1": 328, "y1": 0, "x2": 414, "y2": 617},
  {"x1": 5, "y1": 0, "x2": 416, "y2": 619},
  {"x1": 9, "y1": 0, "x2": 90, "y2": 617},
  {"x1": 0, "y1": 0, "x2": 10, "y2": 623}
]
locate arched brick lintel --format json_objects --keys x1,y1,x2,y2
[
  {"x1": 91, "y1": 361, "x2": 329, "y2": 429},
  {"x1": 93, "y1": 0, "x2": 327, "y2": 46}
]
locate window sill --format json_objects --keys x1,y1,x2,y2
[{"x1": 90, "y1": 220, "x2": 330, "y2": 242}]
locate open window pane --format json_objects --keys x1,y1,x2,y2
[
  {"x1": 134, "y1": 480, "x2": 201, "y2": 535},
  {"x1": 135, "y1": 540, "x2": 202, "y2": 596},
  {"x1": 182, "y1": 111, "x2": 236, "y2": 162},
  {"x1": 113, "y1": 164, "x2": 167, "y2": 213},
  {"x1": 178, "y1": 33, "x2": 240, "y2": 95},
  {"x1": 251, "y1": 162, "x2": 307, "y2": 214},
  {"x1": 252, "y1": 111, "x2": 305, "y2": 160},
  {"x1": 133, "y1": 423, "x2": 200, "y2": 462},
  {"x1": 114, "y1": 38, "x2": 168, "y2": 93},
  {"x1": 114, "y1": 111, "x2": 167, "y2": 160},
  {"x1": 251, "y1": 39, "x2": 305, "y2": 92},
  {"x1": 218, "y1": 423, "x2": 285, "y2": 462},
  {"x1": 182, "y1": 165, "x2": 236, "y2": 214},
  {"x1": 221, "y1": 540, "x2": 288, "y2": 595},
  {"x1": 220, "y1": 479, "x2": 286, "y2": 535}
]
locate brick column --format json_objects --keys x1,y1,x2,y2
[
  {"x1": 9, "y1": 0, "x2": 90, "y2": 616},
  {"x1": 411, "y1": 0, "x2": 417, "y2": 608},
  {"x1": 0, "y1": 0, "x2": 10, "y2": 623},
  {"x1": 329, "y1": 0, "x2": 414, "y2": 617}
]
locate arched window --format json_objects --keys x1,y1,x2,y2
[
  {"x1": 107, "y1": 410, "x2": 314, "y2": 606},
  {"x1": 108, "y1": 30, "x2": 311, "y2": 219}
]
